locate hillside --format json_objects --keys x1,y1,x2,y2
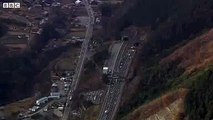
[
  {"x1": 118, "y1": 27, "x2": 213, "y2": 120},
  {"x1": 161, "y1": 29, "x2": 213, "y2": 73},
  {"x1": 113, "y1": 0, "x2": 213, "y2": 119},
  {"x1": 121, "y1": 89, "x2": 188, "y2": 120},
  {"x1": 0, "y1": 97, "x2": 35, "y2": 119}
]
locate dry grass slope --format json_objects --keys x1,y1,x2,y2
[
  {"x1": 161, "y1": 29, "x2": 213, "y2": 74},
  {"x1": 0, "y1": 97, "x2": 35, "y2": 119},
  {"x1": 122, "y1": 89, "x2": 188, "y2": 120},
  {"x1": 84, "y1": 105, "x2": 101, "y2": 120}
]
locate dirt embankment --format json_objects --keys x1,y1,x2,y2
[
  {"x1": 161, "y1": 29, "x2": 213, "y2": 73},
  {"x1": 0, "y1": 97, "x2": 35, "y2": 119},
  {"x1": 122, "y1": 89, "x2": 188, "y2": 120}
]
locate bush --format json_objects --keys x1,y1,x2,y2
[
  {"x1": 185, "y1": 68, "x2": 213, "y2": 120},
  {"x1": 0, "y1": 23, "x2": 8, "y2": 37},
  {"x1": 100, "y1": 3, "x2": 113, "y2": 17},
  {"x1": 117, "y1": 61, "x2": 184, "y2": 119},
  {"x1": 93, "y1": 49, "x2": 109, "y2": 66}
]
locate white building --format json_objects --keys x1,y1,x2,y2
[
  {"x1": 36, "y1": 97, "x2": 48, "y2": 105},
  {"x1": 30, "y1": 106, "x2": 39, "y2": 112},
  {"x1": 48, "y1": 95, "x2": 60, "y2": 100},
  {"x1": 103, "y1": 67, "x2": 109, "y2": 74},
  {"x1": 75, "y1": 0, "x2": 81, "y2": 5},
  {"x1": 58, "y1": 106, "x2": 64, "y2": 111},
  {"x1": 60, "y1": 77, "x2": 66, "y2": 81},
  {"x1": 52, "y1": 83, "x2": 57, "y2": 87},
  {"x1": 50, "y1": 92, "x2": 61, "y2": 98}
]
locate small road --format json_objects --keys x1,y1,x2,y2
[
  {"x1": 18, "y1": 98, "x2": 65, "y2": 120},
  {"x1": 61, "y1": 0, "x2": 95, "y2": 120}
]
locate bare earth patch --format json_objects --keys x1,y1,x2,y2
[
  {"x1": 122, "y1": 89, "x2": 188, "y2": 120},
  {"x1": 0, "y1": 97, "x2": 35, "y2": 119},
  {"x1": 84, "y1": 105, "x2": 101, "y2": 120}
]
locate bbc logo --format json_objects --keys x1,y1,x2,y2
[{"x1": 2, "y1": 3, "x2": 21, "y2": 8}]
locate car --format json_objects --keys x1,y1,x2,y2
[
  {"x1": 64, "y1": 83, "x2": 70, "y2": 87},
  {"x1": 108, "y1": 69, "x2": 112, "y2": 73},
  {"x1": 134, "y1": 42, "x2": 139, "y2": 47},
  {"x1": 131, "y1": 46, "x2": 135, "y2": 49},
  {"x1": 66, "y1": 102, "x2": 69, "y2": 107},
  {"x1": 104, "y1": 110, "x2": 108, "y2": 113},
  {"x1": 122, "y1": 36, "x2": 129, "y2": 41},
  {"x1": 119, "y1": 62, "x2": 123, "y2": 67},
  {"x1": 64, "y1": 88, "x2": 69, "y2": 91},
  {"x1": 69, "y1": 96, "x2": 72, "y2": 100},
  {"x1": 119, "y1": 65, "x2": 122, "y2": 69},
  {"x1": 131, "y1": 49, "x2": 135, "y2": 52},
  {"x1": 43, "y1": 108, "x2": 48, "y2": 112}
]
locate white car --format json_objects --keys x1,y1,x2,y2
[
  {"x1": 104, "y1": 110, "x2": 108, "y2": 113},
  {"x1": 131, "y1": 49, "x2": 135, "y2": 52},
  {"x1": 119, "y1": 65, "x2": 122, "y2": 69},
  {"x1": 43, "y1": 108, "x2": 48, "y2": 112},
  {"x1": 131, "y1": 46, "x2": 135, "y2": 49}
]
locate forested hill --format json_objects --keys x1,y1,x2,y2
[{"x1": 111, "y1": 0, "x2": 213, "y2": 119}]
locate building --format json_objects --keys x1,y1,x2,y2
[
  {"x1": 48, "y1": 95, "x2": 60, "y2": 100},
  {"x1": 103, "y1": 67, "x2": 109, "y2": 74},
  {"x1": 58, "y1": 106, "x2": 64, "y2": 111},
  {"x1": 51, "y1": 83, "x2": 59, "y2": 92},
  {"x1": 75, "y1": 0, "x2": 81, "y2": 5},
  {"x1": 30, "y1": 106, "x2": 39, "y2": 112},
  {"x1": 36, "y1": 97, "x2": 48, "y2": 105},
  {"x1": 52, "y1": 83, "x2": 57, "y2": 87},
  {"x1": 53, "y1": 109, "x2": 63, "y2": 118},
  {"x1": 50, "y1": 92, "x2": 61, "y2": 98}
]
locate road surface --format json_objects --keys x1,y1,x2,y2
[
  {"x1": 62, "y1": 0, "x2": 95, "y2": 119},
  {"x1": 97, "y1": 31, "x2": 138, "y2": 120}
]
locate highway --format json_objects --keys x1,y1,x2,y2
[
  {"x1": 62, "y1": 0, "x2": 95, "y2": 119},
  {"x1": 97, "y1": 31, "x2": 138, "y2": 120},
  {"x1": 106, "y1": 42, "x2": 124, "y2": 71},
  {"x1": 98, "y1": 41, "x2": 125, "y2": 119}
]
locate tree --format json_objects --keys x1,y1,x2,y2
[
  {"x1": 100, "y1": 3, "x2": 112, "y2": 17},
  {"x1": 93, "y1": 49, "x2": 109, "y2": 66},
  {"x1": 0, "y1": 23, "x2": 8, "y2": 37}
]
